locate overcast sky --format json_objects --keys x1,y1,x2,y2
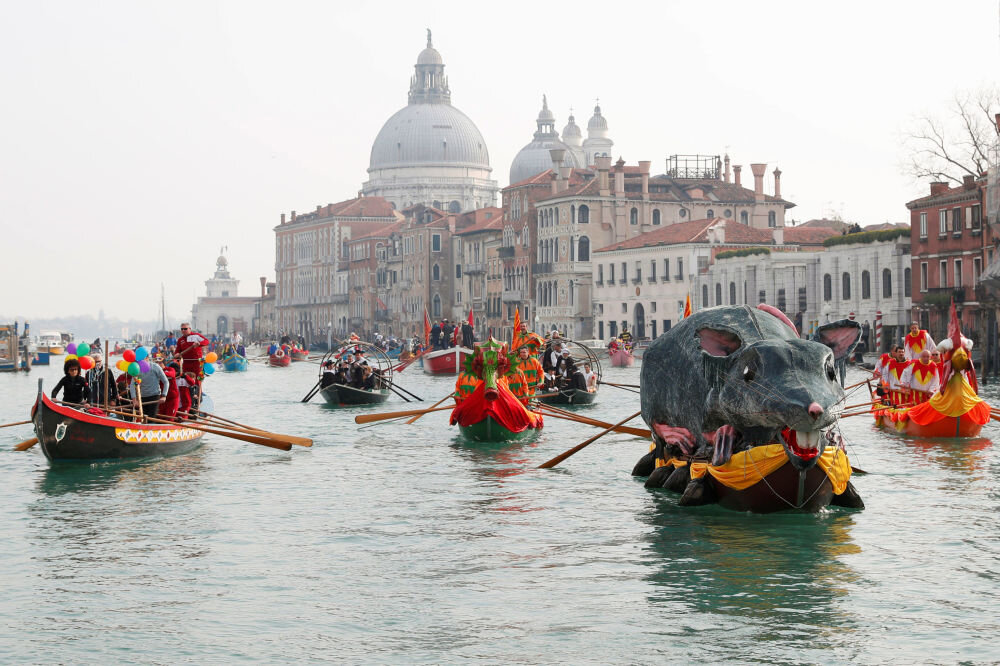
[{"x1": 2, "y1": 0, "x2": 998, "y2": 321}]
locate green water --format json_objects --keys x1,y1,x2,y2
[{"x1": 1, "y1": 360, "x2": 998, "y2": 663}]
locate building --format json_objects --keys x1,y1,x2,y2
[
  {"x1": 348, "y1": 221, "x2": 406, "y2": 340},
  {"x1": 907, "y1": 176, "x2": 986, "y2": 337},
  {"x1": 509, "y1": 98, "x2": 613, "y2": 184},
  {"x1": 191, "y1": 254, "x2": 258, "y2": 338},
  {"x1": 361, "y1": 31, "x2": 498, "y2": 212},
  {"x1": 252, "y1": 278, "x2": 277, "y2": 342},
  {"x1": 453, "y1": 207, "x2": 503, "y2": 335}
]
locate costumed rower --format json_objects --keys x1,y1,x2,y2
[
  {"x1": 173, "y1": 322, "x2": 210, "y2": 385},
  {"x1": 903, "y1": 321, "x2": 936, "y2": 361},
  {"x1": 904, "y1": 349, "x2": 940, "y2": 404}
]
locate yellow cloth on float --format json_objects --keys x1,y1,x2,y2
[
  {"x1": 655, "y1": 443, "x2": 851, "y2": 494},
  {"x1": 925, "y1": 374, "x2": 984, "y2": 417}
]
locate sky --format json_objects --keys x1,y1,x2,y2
[{"x1": 1, "y1": 0, "x2": 998, "y2": 321}]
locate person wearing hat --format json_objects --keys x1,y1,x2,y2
[
  {"x1": 320, "y1": 360, "x2": 338, "y2": 389},
  {"x1": 543, "y1": 341, "x2": 563, "y2": 374},
  {"x1": 441, "y1": 319, "x2": 454, "y2": 349},
  {"x1": 86, "y1": 352, "x2": 118, "y2": 406}
]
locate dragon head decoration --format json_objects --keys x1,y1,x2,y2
[{"x1": 469, "y1": 337, "x2": 510, "y2": 402}]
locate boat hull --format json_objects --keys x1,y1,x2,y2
[
  {"x1": 536, "y1": 388, "x2": 598, "y2": 405},
  {"x1": 269, "y1": 354, "x2": 292, "y2": 367},
  {"x1": 221, "y1": 355, "x2": 248, "y2": 372},
  {"x1": 319, "y1": 384, "x2": 391, "y2": 406},
  {"x1": 32, "y1": 351, "x2": 50, "y2": 365},
  {"x1": 33, "y1": 392, "x2": 204, "y2": 463},
  {"x1": 459, "y1": 415, "x2": 537, "y2": 442},
  {"x1": 608, "y1": 349, "x2": 634, "y2": 367},
  {"x1": 875, "y1": 411, "x2": 984, "y2": 438},
  {"x1": 422, "y1": 347, "x2": 472, "y2": 375},
  {"x1": 291, "y1": 351, "x2": 309, "y2": 362},
  {"x1": 711, "y1": 461, "x2": 835, "y2": 513}
]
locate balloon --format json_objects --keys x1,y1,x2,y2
[
  {"x1": 135, "y1": 346, "x2": 148, "y2": 361},
  {"x1": 78, "y1": 356, "x2": 93, "y2": 370},
  {"x1": 123, "y1": 349, "x2": 136, "y2": 362},
  {"x1": 203, "y1": 363, "x2": 216, "y2": 375},
  {"x1": 65, "y1": 354, "x2": 78, "y2": 362},
  {"x1": 138, "y1": 360, "x2": 151, "y2": 373},
  {"x1": 66, "y1": 343, "x2": 77, "y2": 355},
  {"x1": 127, "y1": 362, "x2": 141, "y2": 376},
  {"x1": 115, "y1": 360, "x2": 126, "y2": 371},
  {"x1": 76, "y1": 342, "x2": 90, "y2": 356},
  {"x1": 205, "y1": 352, "x2": 218, "y2": 364}
]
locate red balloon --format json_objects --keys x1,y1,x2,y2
[
  {"x1": 78, "y1": 356, "x2": 94, "y2": 370},
  {"x1": 123, "y1": 349, "x2": 136, "y2": 362}
]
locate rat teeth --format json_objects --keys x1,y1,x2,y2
[{"x1": 793, "y1": 430, "x2": 821, "y2": 450}]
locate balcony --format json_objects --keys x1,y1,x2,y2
[
  {"x1": 533, "y1": 263, "x2": 553, "y2": 274},
  {"x1": 464, "y1": 262, "x2": 485, "y2": 274},
  {"x1": 632, "y1": 277, "x2": 643, "y2": 284},
  {"x1": 595, "y1": 280, "x2": 603, "y2": 287},
  {"x1": 923, "y1": 287, "x2": 966, "y2": 305},
  {"x1": 647, "y1": 277, "x2": 657, "y2": 284},
  {"x1": 498, "y1": 246, "x2": 515, "y2": 259},
  {"x1": 386, "y1": 253, "x2": 402, "y2": 263},
  {"x1": 398, "y1": 279, "x2": 412, "y2": 290},
  {"x1": 329, "y1": 293, "x2": 349, "y2": 305},
  {"x1": 660, "y1": 275, "x2": 671, "y2": 282},
  {"x1": 374, "y1": 309, "x2": 390, "y2": 322},
  {"x1": 501, "y1": 290, "x2": 522, "y2": 303},
  {"x1": 618, "y1": 278, "x2": 627, "y2": 285}
]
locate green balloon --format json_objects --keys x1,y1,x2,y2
[
  {"x1": 127, "y1": 362, "x2": 141, "y2": 376},
  {"x1": 76, "y1": 342, "x2": 91, "y2": 356}
]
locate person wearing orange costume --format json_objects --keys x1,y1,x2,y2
[
  {"x1": 886, "y1": 346, "x2": 913, "y2": 406},
  {"x1": 510, "y1": 346, "x2": 545, "y2": 403},
  {"x1": 903, "y1": 349, "x2": 940, "y2": 404},
  {"x1": 903, "y1": 321, "x2": 936, "y2": 361}
]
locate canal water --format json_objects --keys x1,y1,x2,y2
[{"x1": 0, "y1": 357, "x2": 997, "y2": 663}]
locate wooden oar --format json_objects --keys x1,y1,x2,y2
[
  {"x1": 538, "y1": 410, "x2": 642, "y2": 469},
  {"x1": 385, "y1": 384, "x2": 412, "y2": 403},
  {"x1": 301, "y1": 380, "x2": 322, "y2": 403},
  {"x1": 99, "y1": 406, "x2": 294, "y2": 451},
  {"x1": 389, "y1": 383, "x2": 423, "y2": 401},
  {"x1": 599, "y1": 380, "x2": 640, "y2": 390},
  {"x1": 194, "y1": 414, "x2": 313, "y2": 447},
  {"x1": 356, "y1": 403, "x2": 455, "y2": 425},
  {"x1": 405, "y1": 394, "x2": 453, "y2": 424},
  {"x1": 537, "y1": 407, "x2": 651, "y2": 437},
  {"x1": 0, "y1": 420, "x2": 31, "y2": 429},
  {"x1": 13, "y1": 437, "x2": 38, "y2": 451}
]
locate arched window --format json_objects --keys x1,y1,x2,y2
[
  {"x1": 861, "y1": 270, "x2": 871, "y2": 299},
  {"x1": 715, "y1": 283, "x2": 722, "y2": 306},
  {"x1": 707, "y1": 209, "x2": 715, "y2": 219},
  {"x1": 729, "y1": 281, "x2": 736, "y2": 304},
  {"x1": 653, "y1": 209, "x2": 661, "y2": 225},
  {"x1": 578, "y1": 236, "x2": 590, "y2": 262},
  {"x1": 432, "y1": 200, "x2": 442, "y2": 210},
  {"x1": 740, "y1": 211, "x2": 749, "y2": 224},
  {"x1": 882, "y1": 269, "x2": 892, "y2": 297},
  {"x1": 432, "y1": 264, "x2": 440, "y2": 281},
  {"x1": 579, "y1": 205, "x2": 589, "y2": 223},
  {"x1": 570, "y1": 205, "x2": 576, "y2": 224},
  {"x1": 448, "y1": 201, "x2": 461, "y2": 213},
  {"x1": 823, "y1": 274, "x2": 832, "y2": 301},
  {"x1": 904, "y1": 267, "x2": 911, "y2": 298},
  {"x1": 702, "y1": 285, "x2": 709, "y2": 308},
  {"x1": 842, "y1": 272, "x2": 851, "y2": 299},
  {"x1": 630, "y1": 207, "x2": 638, "y2": 225},
  {"x1": 432, "y1": 294, "x2": 441, "y2": 317}
]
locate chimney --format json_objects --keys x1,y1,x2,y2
[
  {"x1": 773, "y1": 167, "x2": 782, "y2": 198},
  {"x1": 750, "y1": 163, "x2": 767, "y2": 201},
  {"x1": 595, "y1": 155, "x2": 611, "y2": 195},
  {"x1": 260, "y1": 276, "x2": 267, "y2": 298},
  {"x1": 963, "y1": 174, "x2": 976, "y2": 190},
  {"x1": 734, "y1": 165, "x2": 742, "y2": 187},
  {"x1": 639, "y1": 160, "x2": 650, "y2": 197},
  {"x1": 614, "y1": 157, "x2": 625, "y2": 196},
  {"x1": 280, "y1": 213, "x2": 286, "y2": 225},
  {"x1": 551, "y1": 172, "x2": 559, "y2": 195},
  {"x1": 291, "y1": 210, "x2": 297, "y2": 221},
  {"x1": 772, "y1": 227, "x2": 784, "y2": 245},
  {"x1": 549, "y1": 148, "x2": 566, "y2": 194},
  {"x1": 559, "y1": 166, "x2": 572, "y2": 190},
  {"x1": 724, "y1": 154, "x2": 731, "y2": 183},
  {"x1": 930, "y1": 181, "x2": 950, "y2": 196}
]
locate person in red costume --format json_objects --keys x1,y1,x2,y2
[
  {"x1": 903, "y1": 321, "x2": 936, "y2": 361},
  {"x1": 173, "y1": 322, "x2": 209, "y2": 379}
]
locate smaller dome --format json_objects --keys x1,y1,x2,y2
[
  {"x1": 588, "y1": 104, "x2": 608, "y2": 131},
  {"x1": 537, "y1": 95, "x2": 554, "y2": 122},
  {"x1": 417, "y1": 47, "x2": 442, "y2": 65},
  {"x1": 562, "y1": 113, "x2": 582, "y2": 145},
  {"x1": 217, "y1": 255, "x2": 228, "y2": 267}
]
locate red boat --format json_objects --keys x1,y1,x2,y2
[
  {"x1": 421, "y1": 346, "x2": 472, "y2": 375},
  {"x1": 608, "y1": 347, "x2": 635, "y2": 367},
  {"x1": 269, "y1": 352, "x2": 292, "y2": 367},
  {"x1": 290, "y1": 350, "x2": 309, "y2": 361}
]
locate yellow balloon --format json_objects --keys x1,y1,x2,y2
[
  {"x1": 117, "y1": 360, "x2": 128, "y2": 371},
  {"x1": 205, "y1": 352, "x2": 218, "y2": 364},
  {"x1": 65, "y1": 354, "x2": 78, "y2": 361}
]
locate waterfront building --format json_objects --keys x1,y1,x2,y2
[
  {"x1": 191, "y1": 253, "x2": 258, "y2": 338},
  {"x1": 453, "y1": 208, "x2": 503, "y2": 335}
]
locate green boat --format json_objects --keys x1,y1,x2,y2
[{"x1": 459, "y1": 415, "x2": 537, "y2": 442}]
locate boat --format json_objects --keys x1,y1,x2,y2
[
  {"x1": 422, "y1": 346, "x2": 473, "y2": 375},
  {"x1": 290, "y1": 349, "x2": 309, "y2": 362},
  {"x1": 535, "y1": 386, "x2": 598, "y2": 406},
  {"x1": 1, "y1": 325, "x2": 31, "y2": 372},
  {"x1": 32, "y1": 345, "x2": 50, "y2": 365},
  {"x1": 872, "y1": 372, "x2": 989, "y2": 438},
  {"x1": 459, "y1": 414, "x2": 538, "y2": 442},
  {"x1": 319, "y1": 383, "x2": 391, "y2": 406},
  {"x1": 608, "y1": 347, "x2": 635, "y2": 367},
  {"x1": 37, "y1": 331, "x2": 65, "y2": 355},
  {"x1": 534, "y1": 338, "x2": 602, "y2": 406},
  {"x1": 269, "y1": 352, "x2": 292, "y2": 367},
  {"x1": 221, "y1": 353, "x2": 249, "y2": 372},
  {"x1": 31, "y1": 380, "x2": 204, "y2": 463}
]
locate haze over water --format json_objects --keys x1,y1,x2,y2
[{"x1": 1, "y1": 361, "x2": 998, "y2": 663}]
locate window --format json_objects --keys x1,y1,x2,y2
[
  {"x1": 609, "y1": 264, "x2": 615, "y2": 282},
  {"x1": 598, "y1": 321, "x2": 604, "y2": 340},
  {"x1": 974, "y1": 257, "x2": 982, "y2": 283},
  {"x1": 920, "y1": 262, "x2": 928, "y2": 292},
  {"x1": 578, "y1": 205, "x2": 589, "y2": 223},
  {"x1": 729, "y1": 282, "x2": 736, "y2": 305},
  {"x1": 740, "y1": 211, "x2": 749, "y2": 224},
  {"x1": 578, "y1": 236, "x2": 590, "y2": 261},
  {"x1": 861, "y1": 270, "x2": 871, "y2": 299},
  {"x1": 630, "y1": 207, "x2": 638, "y2": 225},
  {"x1": 651, "y1": 320, "x2": 657, "y2": 338},
  {"x1": 621, "y1": 262, "x2": 627, "y2": 283},
  {"x1": 777, "y1": 288, "x2": 787, "y2": 312},
  {"x1": 972, "y1": 205, "x2": 982, "y2": 230},
  {"x1": 724, "y1": 209, "x2": 732, "y2": 218},
  {"x1": 432, "y1": 294, "x2": 441, "y2": 317},
  {"x1": 939, "y1": 260, "x2": 947, "y2": 287},
  {"x1": 449, "y1": 201, "x2": 461, "y2": 213},
  {"x1": 823, "y1": 274, "x2": 832, "y2": 301},
  {"x1": 701, "y1": 285, "x2": 709, "y2": 308},
  {"x1": 663, "y1": 258, "x2": 670, "y2": 280},
  {"x1": 715, "y1": 283, "x2": 722, "y2": 305},
  {"x1": 679, "y1": 209, "x2": 687, "y2": 218},
  {"x1": 707, "y1": 209, "x2": 715, "y2": 219},
  {"x1": 570, "y1": 205, "x2": 576, "y2": 224},
  {"x1": 635, "y1": 262, "x2": 642, "y2": 282},
  {"x1": 954, "y1": 259, "x2": 963, "y2": 288},
  {"x1": 882, "y1": 268, "x2": 892, "y2": 297},
  {"x1": 768, "y1": 211, "x2": 776, "y2": 228},
  {"x1": 952, "y1": 207, "x2": 962, "y2": 233},
  {"x1": 651, "y1": 302, "x2": 657, "y2": 312},
  {"x1": 456, "y1": 290, "x2": 462, "y2": 303},
  {"x1": 798, "y1": 287, "x2": 807, "y2": 312},
  {"x1": 597, "y1": 264, "x2": 604, "y2": 284},
  {"x1": 622, "y1": 303, "x2": 628, "y2": 313},
  {"x1": 432, "y1": 264, "x2": 440, "y2": 281},
  {"x1": 919, "y1": 212, "x2": 927, "y2": 238},
  {"x1": 904, "y1": 267, "x2": 911, "y2": 297},
  {"x1": 842, "y1": 272, "x2": 851, "y2": 300},
  {"x1": 653, "y1": 209, "x2": 661, "y2": 225},
  {"x1": 678, "y1": 258, "x2": 686, "y2": 279},
  {"x1": 939, "y1": 210, "x2": 948, "y2": 235},
  {"x1": 759, "y1": 290, "x2": 766, "y2": 304},
  {"x1": 650, "y1": 260, "x2": 657, "y2": 281}
]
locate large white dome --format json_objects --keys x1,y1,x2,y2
[{"x1": 369, "y1": 103, "x2": 490, "y2": 170}]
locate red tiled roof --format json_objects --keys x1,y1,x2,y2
[
  {"x1": 352, "y1": 219, "x2": 407, "y2": 241},
  {"x1": 505, "y1": 168, "x2": 593, "y2": 190},
  {"x1": 783, "y1": 226, "x2": 839, "y2": 244},
  {"x1": 594, "y1": 218, "x2": 719, "y2": 251},
  {"x1": 455, "y1": 209, "x2": 505, "y2": 235},
  {"x1": 906, "y1": 179, "x2": 983, "y2": 208},
  {"x1": 535, "y1": 174, "x2": 794, "y2": 207},
  {"x1": 285, "y1": 196, "x2": 398, "y2": 225},
  {"x1": 594, "y1": 218, "x2": 835, "y2": 253}
]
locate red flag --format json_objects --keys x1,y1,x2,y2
[
  {"x1": 423, "y1": 309, "x2": 431, "y2": 347},
  {"x1": 683, "y1": 294, "x2": 692, "y2": 319},
  {"x1": 512, "y1": 307, "x2": 522, "y2": 348},
  {"x1": 376, "y1": 296, "x2": 387, "y2": 310},
  {"x1": 946, "y1": 298, "x2": 962, "y2": 352},
  {"x1": 468, "y1": 308, "x2": 474, "y2": 328}
]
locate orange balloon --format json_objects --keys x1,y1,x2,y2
[
  {"x1": 205, "y1": 352, "x2": 218, "y2": 364},
  {"x1": 117, "y1": 360, "x2": 128, "y2": 371}
]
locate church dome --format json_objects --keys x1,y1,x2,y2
[
  {"x1": 417, "y1": 46, "x2": 443, "y2": 65},
  {"x1": 370, "y1": 104, "x2": 489, "y2": 169},
  {"x1": 509, "y1": 96, "x2": 581, "y2": 184},
  {"x1": 562, "y1": 112, "x2": 582, "y2": 147}
]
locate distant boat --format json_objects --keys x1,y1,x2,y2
[
  {"x1": 37, "y1": 332, "x2": 64, "y2": 355},
  {"x1": 221, "y1": 354, "x2": 248, "y2": 372},
  {"x1": 422, "y1": 346, "x2": 473, "y2": 375}
]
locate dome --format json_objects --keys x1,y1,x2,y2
[
  {"x1": 562, "y1": 113, "x2": 582, "y2": 146},
  {"x1": 588, "y1": 103, "x2": 608, "y2": 132},
  {"x1": 216, "y1": 255, "x2": 228, "y2": 267},
  {"x1": 509, "y1": 137, "x2": 581, "y2": 184},
  {"x1": 417, "y1": 46, "x2": 442, "y2": 65},
  {"x1": 369, "y1": 103, "x2": 490, "y2": 169}
]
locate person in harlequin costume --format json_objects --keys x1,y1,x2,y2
[
  {"x1": 511, "y1": 345, "x2": 545, "y2": 400},
  {"x1": 886, "y1": 346, "x2": 913, "y2": 406},
  {"x1": 454, "y1": 365, "x2": 479, "y2": 404},
  {"x1": 173, "y1": 322, "x2": 209, "y2": 380},
  {"x1": 511, "y1": 310, "x2": 544, "y2": 359},
  {"x1": 904, "y1": 349, "x2": 940, "y2": 404},
  {"x1": 903, "y1": 321, "x2": 936, "y2": 361},
  {"x1": 873, "y1": 347, "x2": 894, "y2": 388}
]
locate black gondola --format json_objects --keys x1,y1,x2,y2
[
  {"x1": 319, "y1": 382, "x2": 391, "y2": 406},
  {"x1": 31, "y1": 380, "x2": 204, "y2": 463},
  {"x1": 314, "y1": 340, "x2": 396, "y2": 408},
  {"x1": 534, "y1": 338, "x2": 602, "y2": 407}
]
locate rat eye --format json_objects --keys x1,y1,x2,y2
[
  {"x1": 826, "y1": 359, "x2": 836, "y2": 381},
  {"x1": 743, "y1": 365, "x2": 755, "y2": 382}
]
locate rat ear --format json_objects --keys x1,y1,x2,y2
[
  {"x1": 811, "y1": 319, "x2": 861, "y2": 361},
  {"x1": 696, "y1": 327, "x2": 742, "y2": 356}
]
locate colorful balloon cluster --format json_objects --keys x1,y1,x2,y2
[{"x1": 114, "y1": 346, "x2": 151, "y2": 377}]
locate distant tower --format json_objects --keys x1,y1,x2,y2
[
  {"x1": 582, "y1": 100, "x2": 614, "y2": 166},
  {"x1": 561, "y1": 109, "x2": 585, "y2": 167},
  {"x1": 205, "y1": 252, "x2": 239, "y2": 298}
]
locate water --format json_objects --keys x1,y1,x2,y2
[{"x1": 1, "y1": 359, "x2": 998, "y2": 663}]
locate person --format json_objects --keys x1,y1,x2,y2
[
  {"x1": 461, "y1": 320, "x2": 474, "y2": 348},
  {"x1": 931, "y1": 350, "x2": 944, "y2": 377},
  {"x1": 359, "y1": 365, "x2": 377, "y2": 391},
  {"x1": 52, "y1": 358, "x2": 90, "y2": 405},
  {"x1": 903, "y1": 321, "x2": 936, "y2": 361},
  {"x1": 85, "y1": 353, "x2": 118, "y2": 406},
  {"x1": 905, "y1": 349, "x2": 940, "y2": 404},
  {"x1": 543, "y1": 341, "x2": 563, "y2": 373},
  {"x1": 441, "y1": 319, "x2": 454, "y2": 349},
  {"x1": 608, "y1": 337, "x2": 620, "y2": 352},
  {"x1": 353, "y1": 348, "x2": 369, "y2": 367},
  {"x1": 177, "y1": 371, "x2": 200, "y2": 419},
  {"x1": 620, "y1": 326, "x2": 633, "y2": 349},
  {"x1": 430, "y1": 321, "x2": 442, "y2": 349},
  {"x1": 886, "y1": 345, "x2": 912, "y2": 406},
  {"x1": 582, "y1": 363, "x2": 598, "y2": 392},
  {"x1": 129, "y1": 359, "x2": 170, "y2": 418},
  {"x1": 512, "y1": 346, "x2": 545, "y2": 397},
  {"x1": 320, "y1": 360, "x2": 338, "y2": 388},
  {"x1": 174, "y1": 323, "x2": 210, "y2": 381},
  {"x1": 161, "y1": 362, "x2": 182, "y2": 418}
]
